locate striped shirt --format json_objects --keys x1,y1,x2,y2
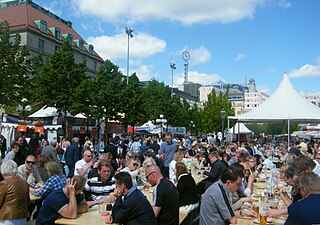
[{"x1": 84, "y1": 175, "x2": 115, "y2": 201}]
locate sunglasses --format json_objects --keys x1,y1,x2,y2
[
  {"x1": 133, "y1": 163, "x2": 138, "y2": 167},
  {"x1": 26, "y1": 161, "x2": 36, "y2": 165},
  {"x1": 146, "y1": 171, "x2": 155, "y2": 179}
]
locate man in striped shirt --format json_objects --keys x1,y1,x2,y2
[{"x1": 84, "y1": 159, "x2": 115, "y2": 201}]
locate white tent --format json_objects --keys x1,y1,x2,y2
[
  {"x1": 228, "y1": 74, "x2": 320, "y2": 145},
  {"x1": 229, "y1": 122, "x2": 252, "y2": 134},
  {"x1": 229, "y1": 74, "x2": 320, "y2": 123},
  {"x1": 29, "y1": 106, "x2": 86, "y2": 119}
]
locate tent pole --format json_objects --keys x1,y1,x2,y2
[
  {"x1": 287, "y1": 119, "x2": 290, "y2": 150},
  {"x1": 233, "y1": 120, "x2": 236, "y2": 142},
  {"x1": 238, "y1": 122, "x2": 240, "y2": 143}
]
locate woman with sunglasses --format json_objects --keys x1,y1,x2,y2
[{"x1": 120, "y1": 158, "x2": 144, "y2": 187}]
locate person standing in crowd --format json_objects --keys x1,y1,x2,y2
[
  {"x1": 15, "y1": 136, "x2": 29, "y2": 166},
  {"x1": 29, "y1": 134, "x2": 39, "y2": 157},
  {"x1": 105, "y1": 172, "x2": 157, "y2": 225},
  {"x1": 84, "y1": 159, "x2": 116, "y2": 201},
  {"x1": 3, "y1": 143, "x2": 19, "y2": 161},
  {"x1": 17, "y1": 154, "x2": 43, "y2": 185},
  {"x1": 65, "y1": 137, "x2": 81, "y2": 178},
  {"x1": 106, "y1": 138, "x2": 118, "y2": 160},
  {"x1": 149, "y1": 135, "x2": 160, "y2": 155},
  {"x1": 285, "y1": 172, "x2": 320, "y2": 225},
  {"x1": 200, "y1": 168, "x2": 256, "y2": 225},
  {"x1": 0, "y1": 160, "x2": 29, "y2": 224},
  {"x1": 74, "y1": 150, "x2": 94, "y2": 178},
  {"x1": 159, "y1": 132, "x2": 176, "y2": 178},
  {"x1": 145, "y1": 165, "x2": 179, "y2": 225},
  {"x1": 36, "y1": 176, "x2": 91, "y2": 225},
  {"x1": 204, "y1": 151, "x2": 227, "y2": 189},
  {"x1": 39, "y1": 139, "x2": 48, "y2": 154},
  {"x1": 0, "y1": 134, "x2": 7, "y2": 159},
  {"x1": 41, "y1": 138, "x2": 60, "y2": 166}
]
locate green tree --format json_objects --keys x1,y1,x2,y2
[
  {"x1": 0, "y1": 21, "x2": 29, "y2": 108},
  {"x1": 31, "y1": 41, "x2": 89, "y2": 133},
  {"x1": 92, "y1": 59, "x2": 125, "y2": 134},
  {"x1": 124, "y1": 73, "x2": 144, "y2": 130},
  {"x1": 141, "y1": 79, "x2": 173, "y2": 122},
  {"x1": 202, "y1": 88, "x2": 234, "y2": 133}
]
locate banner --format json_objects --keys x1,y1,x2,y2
[{"x1": 2, "y1": 114, "x2": 57, "y2": 125}]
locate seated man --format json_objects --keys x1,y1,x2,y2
[
  {"x1": 105, "y1": 172, "x2": 157, "y2": 224},
  {"x1": 84, "y1": 159, "x2": 116, "y2": 201},
  {"x1": 36, "y1": 176, "x2": 93, "y2": 225},
  {"x1": 145, "y1": 165, "x2": 179, "y2": 225},
  {"x1": 285, "y1": 172, "x2": 320, "y2": 225},
  {"x1": 17, "y1": 155, "x2": 43, "y2": 186},
  {"x1": 200, "y1": 167, "x2": 256, "y2": 225}
]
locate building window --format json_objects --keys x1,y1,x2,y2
[
  {"x1": 34, "y1": 20, "x2": 48, "y2": 34},
  {"x1": 54, "y1": 28, "x2": 61, "y2": 40},
  {"x1": 93, "y1": 61, "x2": 97, "y2": 71},
  {"x1": 38, "y1": 39, "x2": 44, "y2": 52}
]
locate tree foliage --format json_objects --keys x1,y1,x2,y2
[
  {"x1": 202, "y1": 88, "x2": 234, "y2": 133},
  {"x1": 92, "y1": 59, "x2": 125, "y2": 122},
  {"x1": 31, "y1": 41, "x2": 88, "y2": 115},
  {"x1": 0, "y1": 21, "x2": 29, "y2": 107}
]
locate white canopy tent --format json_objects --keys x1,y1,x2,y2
[
  {"x1": 29, "y1": 106, "x2": 86, "y2": 119},
  {"x1": 229, "y1": 122, "x2": 252, "y2": 134},
  {"x1": 228, "y1": 74, "x2": 320, "y2": 146}
]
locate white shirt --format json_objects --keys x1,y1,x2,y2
[
  {"x1": 74, "y1": 159, "x2": 91, "y2": 178},
  {"x1": 169, "y1": 160, "x2": 177, "y2": 183}
]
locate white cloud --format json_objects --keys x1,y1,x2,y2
[
  {"x1": 87, "y1": 32, "x2": 166, "y2": 60},
  {"x1": 188, "y1": 46, "x2": 212, "y2": 65},
  {"x1": 72, "y1": 0, "x2": 265, "y2": 25},
  {"x1": 278, "y1": 0, "x2": 291, "y2": 9},
  {"x1": 235, "y1": 53, "x2": 248, "y2": 61},
  {"x1": 173, "y1": 71, "x2": 223, "y2": 86},
  {"x1": 288, "y1": 64, "x2": 320, "y2": 78},
  {"x1": 135, "y1": 65, "x2": 159, "y2": 81}
]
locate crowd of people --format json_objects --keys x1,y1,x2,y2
[{"x1": 0, "y1": 131, "x2": 320, "y2": 225}]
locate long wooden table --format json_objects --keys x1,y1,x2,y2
[{"x1": 55, "y1": 186, "x2": 189, "y2": 225}]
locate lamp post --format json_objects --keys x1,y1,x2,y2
[
  {"x1": 170, "y1": 62, "x2": 176, "y2": 96},
  {"x1": 190, "y1": 120, "x2": 195, "y2": 135},
  {"x1": 220, "y1": 108, "x2": 226, "y2": 147},
  {"x1": 156, "y1": 114, "x2": 167, "y2": 138},
  {"x1": 125, "y1": 27, "x2": 133, "y2": 85}
]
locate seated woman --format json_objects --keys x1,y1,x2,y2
[
  {"x1": 190, "y1": 153, "x2": 204, "y2": 175},
  {"x1": 30, "y1": 160, "x2": 66, "y2": 199},
  {"x1": 175, "y1": 162, "x2": 200, "y2": 212},
  {"x1": 0, "y1": 160, "x2": 29, "y2": 224},
  {"x1": 169, "y1": 151, "x2": 184, "y2": 183}
]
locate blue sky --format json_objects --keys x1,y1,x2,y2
[{"x1": 32, "y1": 0, "x2": 320, "y2": 95}]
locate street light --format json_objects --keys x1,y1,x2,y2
[
  {"x1": 170, "y1": 62, "x2": 176, "y2": 96},
  {"x1": 190, "y1": 120, "x2": 195, "y2": 135},
  {"x1": 220, "y1": 108, "x2": 226, "y2": 147},
  {"x1": 156, "y1": 114, "x2": 167, "y2": 138},
  {"x1": 125, "y1": 27, "x2": 133, "y2": 85}
]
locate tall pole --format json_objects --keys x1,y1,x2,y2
[
  {"x1": 170, "y1": 63, "x2": 176, "y2": 96},
  {"x1": 125, "y1": 27, "x2": 133, "y2": 85},
  {"x1": 220, "y1": 108, "x2": 226, "y2": 147}
]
